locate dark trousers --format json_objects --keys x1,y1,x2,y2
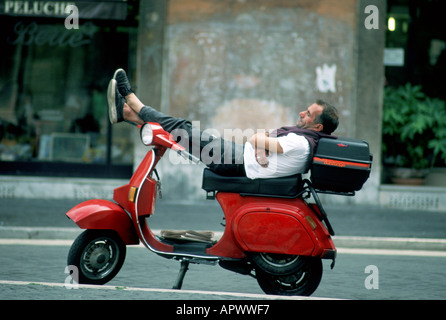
[{"x1": 139, "y1": 106, "x2": 245, "y2": 176}]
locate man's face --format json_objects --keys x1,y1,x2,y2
[{"x1": 296, "y1": 103, "x2": 323, "y2": 131}]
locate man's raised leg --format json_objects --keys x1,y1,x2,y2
[
  {"x1": 123, "y1": 103, "x2": 144, "y2": 125},
  {"x1": 111, "y1": 68, "x2": 245, "y2": 176}
]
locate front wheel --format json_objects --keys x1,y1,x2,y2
[
  {"x1": 255, "y1": 257, "x2": 323, "y2": 296},
  {"x1": 67, "y1": 230, "x2": 126, "y2": 285}
]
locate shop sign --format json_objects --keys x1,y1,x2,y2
[
  {"x1": 0, "y1": 0, "x2": 127, "y2": 20},
  {"x1": 8, "y1": 21, "x2": 97, "y2": 47}
]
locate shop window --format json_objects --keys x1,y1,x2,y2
[
  {"x1": 385, "y1": 0, "x2": 446, "y2": 100},
  {"x1": 0, "y1": 2, "x2": 138, "y2": 178}
]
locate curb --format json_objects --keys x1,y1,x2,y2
[
  {"x1": 0, "y1": 226, "x2": 82, "y2": 240},
  {"x1": 1, "y1": 226, "x2": 446, "y2": 252},
  {"x1": 333, "y1": 235, "x2": 446, "y2": 252}
]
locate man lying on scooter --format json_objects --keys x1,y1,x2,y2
[{"x1": 108, "y1": 69, "x2": 339, "y2": 178}]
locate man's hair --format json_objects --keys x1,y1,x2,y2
[{"x1": 314, "y1": 99, "x2": 339, "y2": 134}]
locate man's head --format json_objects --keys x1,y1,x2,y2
[{"x1": 297, "y1": 99, "x2": 339, "y2": 134}]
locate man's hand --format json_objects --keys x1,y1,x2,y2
[
  {"x1": 255, "y1": 148, "x2": 269, "y2": 168},
  {"x1": 249, "y1": 131, "x2": 284, "y2": 168}
]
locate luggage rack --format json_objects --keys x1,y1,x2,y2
[{"x1": 313, "y1": 188, "x2": 355, "y2": 197}]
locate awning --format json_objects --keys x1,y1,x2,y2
[{"x1": 0, "y1": 0, "x2": 128, "y2": 20}]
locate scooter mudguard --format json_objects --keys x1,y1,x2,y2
[{"x1": 66, "y1": 199, "x2": 139, "y2": 245}]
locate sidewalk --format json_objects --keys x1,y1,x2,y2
[{"x1": 1, "y1": 197, "x2": 446, "y2": 251}]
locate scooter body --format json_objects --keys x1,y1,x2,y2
[
  {"x1": 66, "y1": 122, "x2": 346, "y2": 296},
  {"x1": 215, "y1": 193, "x2": 335, "y2": 259}
]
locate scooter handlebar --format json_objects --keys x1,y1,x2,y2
[{"x1": 177, "y1": 149, "x2": 201, "y2": 164}]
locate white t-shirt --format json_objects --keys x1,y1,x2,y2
[{"x1": 243, "y1": 133, "x2": 310, "y2": 179}]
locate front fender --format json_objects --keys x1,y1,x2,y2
[{"x1": 66, "y1": 199, "x2": 139, "y2": 245}]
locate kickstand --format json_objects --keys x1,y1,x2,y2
[{"x1": 172, "y1": 260, "x2": 190, "y2": 290}]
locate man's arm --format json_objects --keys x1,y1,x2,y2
[
  {"x1": 249, "y1": 132, "x2": 284, "y2": 168},
  {"x1": 249, "y1": 132, "x2": 284, "y2": 154}
]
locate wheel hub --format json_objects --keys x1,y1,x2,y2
[
  {"x1": 81, "y1": 239, "x2": 118, "y2": 279},
  {"x1": 87, "y1": 244, "x2": 111, "y2": 269}
]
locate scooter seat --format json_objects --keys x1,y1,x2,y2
[{"x1": 201, "y1": 168, "x2": 302, "y2": 198}]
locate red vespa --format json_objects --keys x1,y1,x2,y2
[{"x1": 66, "y1": 122, "x2": 372, "y2": 296}]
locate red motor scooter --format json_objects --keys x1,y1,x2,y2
[{"x1": 66, "y1": 122, "x2": 372, "y2": 296}]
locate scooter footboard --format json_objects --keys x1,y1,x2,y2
[{"x1": 66, "y1": 199, "x2": 139, "y2": 245}]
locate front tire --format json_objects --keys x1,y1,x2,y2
[
  {"x1": 255, "y1": 257, "x2": 323, "y2": 296},
  {"x1": 67, "y1": 230, "x2": 126, "y2": 285}
]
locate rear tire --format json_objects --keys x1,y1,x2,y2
[
  {"x1": 67, "y1": 230, "x2": 126, "y2": 285},
  {"x1": 250, "y1": 252, "x2": 307, "y2": 275},
  {"x1": 255, "y1": 257, "x2": 323, "y2": 296}
]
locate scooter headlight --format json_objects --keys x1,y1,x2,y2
[{"x1": 140, "y1": 123, "x2": 153, "y2": 145}]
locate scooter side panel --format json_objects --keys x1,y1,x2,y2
[
  {"x1": 284, "y1": 201, "x2": 336, "y2": 257},
  {"x1": 212, "y1": 193, "x2": 335, "y2": 258},
  {"x1": 234, "y1": 211, "x2": 315, "y2": 256},
  {"x1": 306, "y1": 203, "x2": 336, "y2": 257},
  {"x1": 66, "y1": 199, "x2": 139, "y2": 245}
]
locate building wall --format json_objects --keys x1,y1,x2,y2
[
  {"x1": 163, "y1": 0, "x2": 357, "y2": 136},
  {"x1": 135, "y1": 0, "x2": 386, "y2": 204},
  {"x1": 353, "y1": 0, "x2": 386, "y2": 204}
]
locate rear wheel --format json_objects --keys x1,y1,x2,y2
[
  {"x1": 255, "y1": 257, "x2": 323, "y2": 296},
  {"x1": 67, "y1": 230, "x2": 126, "y2": 285},
  {"x1": 250, "y1": 252, "x2": 307, "y2": 275}
]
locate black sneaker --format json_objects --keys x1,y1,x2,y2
[
  {"x1": 113, "y1": 68, "x2": 133, "y2": 97},
  {"x1": 107, "y1": 79, "x2": 125, "y2": 124}
]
